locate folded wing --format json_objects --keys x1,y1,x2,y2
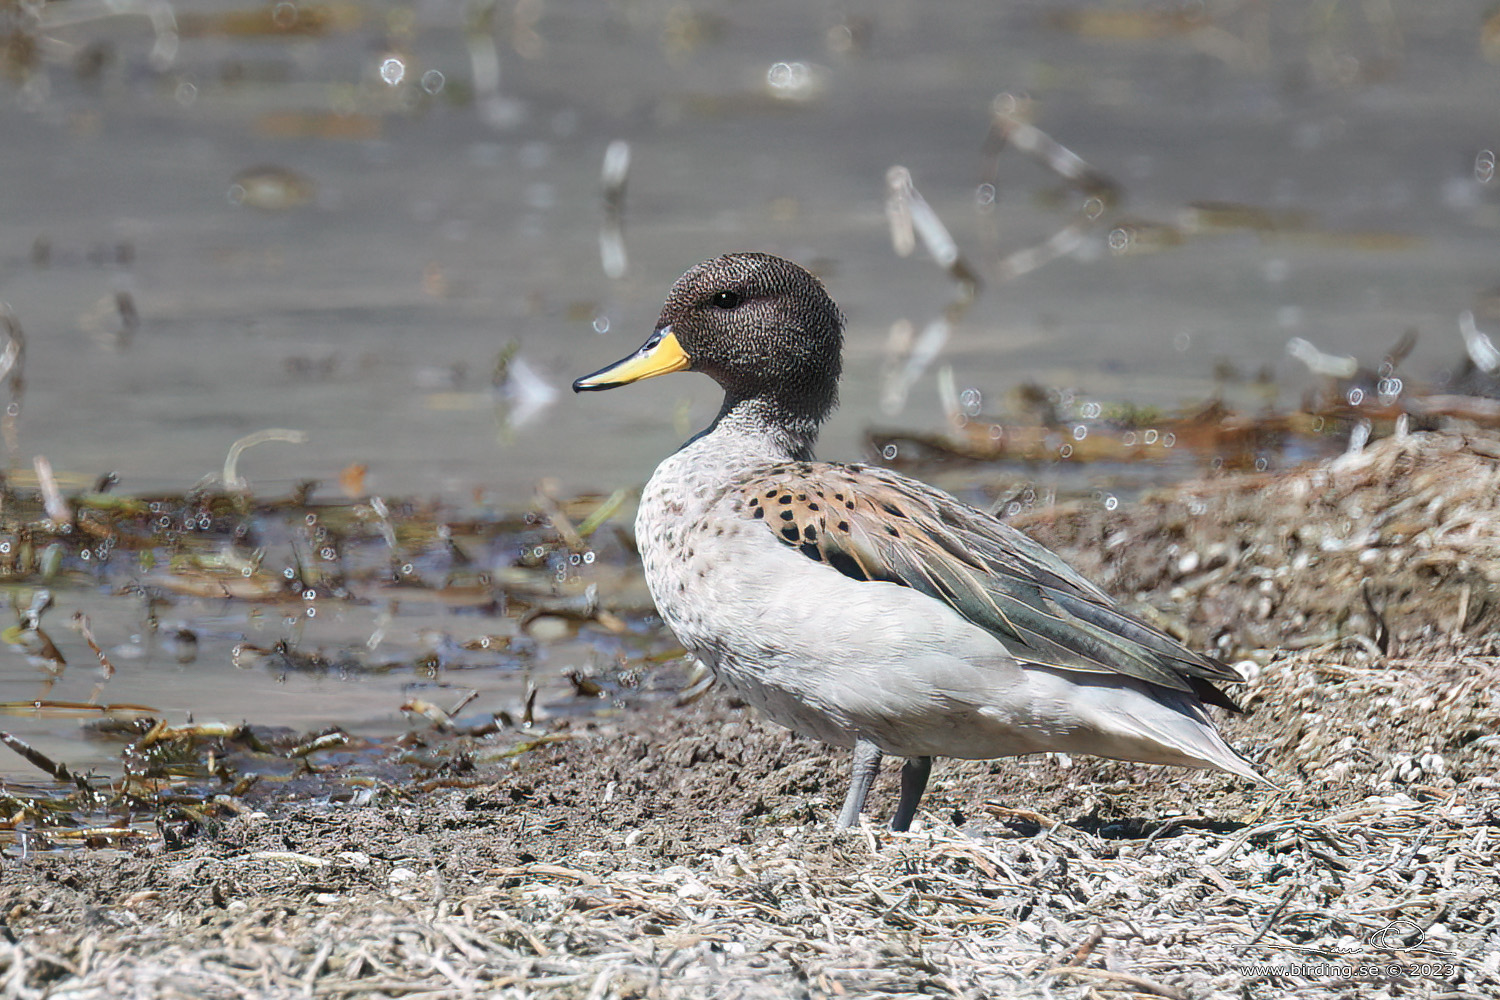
[{"x1": 734, "y1": 461, "x2": 1242, "y2": 710}]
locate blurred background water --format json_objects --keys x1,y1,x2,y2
[{"x1": 1, "y1": 0, "x2": 1498, "y2": 783}]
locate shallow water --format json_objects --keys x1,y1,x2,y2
[{"x1": 1, "y1": 0, "x2": 1498, "y2": 781}]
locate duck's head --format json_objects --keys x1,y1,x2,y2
[{"x1": 573, "y1": 253, "x2": 844, "y2": 424}]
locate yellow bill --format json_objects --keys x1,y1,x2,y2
[{"x1": 573, "y1": 326, "x2": 690, "y2": 391}]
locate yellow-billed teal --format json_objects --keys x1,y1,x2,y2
[{"x1": 575, "y1": 252, "x2": 1263, "y2": 832}]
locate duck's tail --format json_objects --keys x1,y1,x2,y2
[{"x1": 1126, "y1": 692, "x2": 1278, "y2": 788}]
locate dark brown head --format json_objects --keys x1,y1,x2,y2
[{"x1": 574, "y1": 253, "x2": 844, "y2": 426}]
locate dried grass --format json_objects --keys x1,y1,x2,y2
[
  {"x1": 4, "y1": 779, "x2": 1494, "y2": 999},
  {"x1": 4, "y1": 429, "x2": 1500, "y2": 999}
]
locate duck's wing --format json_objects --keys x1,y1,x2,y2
[{"x1": 731, "y1": 461, "x2": 1242, "y2": 709}]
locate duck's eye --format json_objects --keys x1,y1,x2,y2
[{"x1": 710, "y1": 291, "x2": 742, "y2": 310}]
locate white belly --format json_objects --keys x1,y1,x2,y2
[{"x1": 632, "y1": 446, "x2": 1249, "y2": 777}]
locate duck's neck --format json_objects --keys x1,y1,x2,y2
[{"x1": 689, "y1": 393, "x2": 826, "y2": 463}]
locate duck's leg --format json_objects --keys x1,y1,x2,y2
[
  {"x1": 890, "y1": 756, "x2": 932, "y2": 832},
  {"x1": 836, "y1": 739, "x2": 884, "y2": 830}
]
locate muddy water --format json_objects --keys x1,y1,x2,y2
[{"x1": 1, "y1": 1, "x2": 1497, "y2": 780}]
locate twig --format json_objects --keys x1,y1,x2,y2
[
  {"x1": 222, "y1": 428, "x2": 308, "y2": 492},
  {"x1": 71, "y1": 611, "x2": 116, "y2": 680},
  {"x1": 1045, "y1": 965, "x2": 1188, "y2": 999}
]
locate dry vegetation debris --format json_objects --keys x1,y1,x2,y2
[{"x1": 2, "y1": 430, "x2": 1500, "y2": 999}]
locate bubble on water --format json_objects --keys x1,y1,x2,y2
[
  {"x1": 568, "y1": 553, "x2": 581, "y2": 566},
  {"x1": 766, "y1": 61, "x2": 811, "y2": 96},
  {"x1": 320, "y1": 547, "x2": 337, "y2": 560},
  {"x1": 272, "y1": 2, "x2": 298, "y2": 28},
  {"x1": 959, "y1": 388, "x2": 983, "y2": 416},
  {"x1": 1255, "y1": 456, "x2": 1269, "y2": 471},
  {"x1": 592, "y1": 315, "x2": 610, "y2": 334},
  {"x1": 1107, "y1": 228, "x2": 1131, "y2": 252},
  {"x1": 242, "y1": 567, "x2": 253, "y2": 577},
  {"x1": 582, "y1": 551, "x2": 596, "y2": 564},
  {"x1": 988, "y1": 424, "x2": 1004, "y2": 441},
  {"x1": 1347, "y1": 387, "x2": 1365, "y2": 406},
  {"x1": 1080, "y1": 401, "x2": 1101, "y2": 419},
  {"x1": 1122, "y1": 431, "x2": 1137, "y2": 446},
  {"x1": 1143, "y1": 429, "x2": 1159, "y2": 445},
  {"x1": 532, "y1": 546, "x2": 546, "y2": 559},
  {"x1": 305, "y1": 607, "x2": 317, "y2": 618},
  {"x1": 421, "y1": 70, "x2": 445, "y2": 95},
  {"x1": 80, "y1": 549, "x2": 91, "y2": 561},
  {"x1": 1059, "y1": 444, "x2": 1073, "y2": 459},
  {"x1": 1173, "y1": 331, "x2": 1192, "y2": 352},
  {"x1": 1378, "y1": 377, "x2": 1403, "y2": 398},
  {"x1": 175, "y1": 81, "x2": 197, "y2": 106},
  {"x1": 401, "y1": 563, "x2": 414, "y2": 575},
  {"x1": 302, "y1": 589, "x2": 317, "y2": 601},
  {"x1": 1083, "y1": 198, "x2": 1105, "y2": 220},
  {"x1": 881, "y1": 443, "x2": 899, "y2": 460},
  {"x1": 1072, "y1": 425, "x2": 1088, "y2": 441},
  {"x1": 283, "y1": 567, "x2": 296, "y2": 579},
  {"x1": 1477, "y1": 150, "x2": 1496, "y2": 185},
  {"x1": 379, "y1": 56, "x2": 406, "y2": 87},
  {"x1": 975, "y1": 184, "x2": 996, "y2": 208},
  {"x1": 1006, "y1": 502, "x2": 1022, "y2": 516},
  {"x1": 1103, "y1": 494, "x2": 1118, "y2": 511},
  {"x1": 1163, "y1": 432, "x2": 1176, "y2": 448}
]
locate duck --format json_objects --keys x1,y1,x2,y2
[{"x1": 574, "y1": 252, "x2": 1264, "y2": 832}]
